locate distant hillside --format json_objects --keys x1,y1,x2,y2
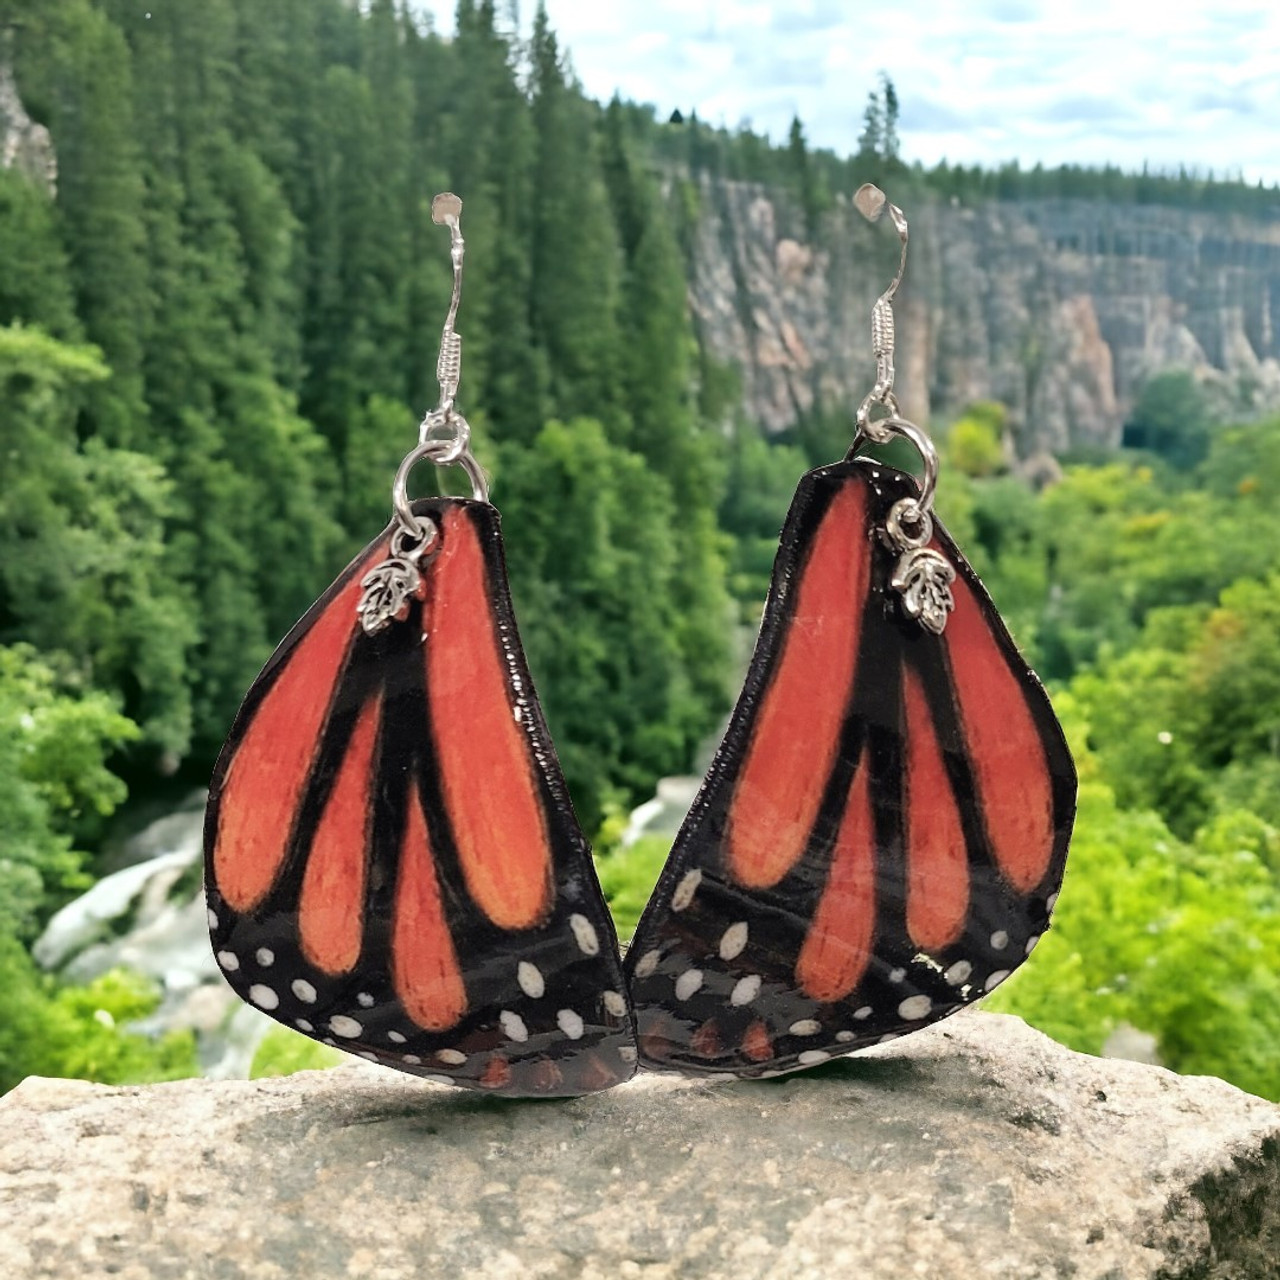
[{"x1": 681, "y1": 176, "x2": 1280, "y2": 458}]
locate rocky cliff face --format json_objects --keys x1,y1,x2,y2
[
  {"x1": 0, "y1": 63, "x2": 55, "y2": 194},
  {"x1": 689, "y1": 180, "x2": 1280, "y2": 457}
]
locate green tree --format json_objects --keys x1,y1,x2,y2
[
  {"x1": 0, "y1": 170, "x2": 79, "y2": 337},
  {"x1": 529, "y1": 4, "x2": 625, "y2": 434},
  {"x1": 0, "y1": 325, "x2": 196, "y2": 756},
  {"x1": 0, "y1": 645, "x2": 138, "y2": 940},
  {"x1": 11, "y1": 0, "x2": 151, "y2": 442},
  {"x1": 947, "y1": 401, "x2": 1007, "y2": 477},
  {"x1": 1122, "y1": 369, "x2": 1212, "y2": 470},
  {"x1": 500, "y1": 419, "x2": 698, "y2": 828}
]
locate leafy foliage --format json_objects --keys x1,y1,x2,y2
[
  {"x1": 250, "y1": 1025, "x2": 344, "y2": 1079},
  {"x1": 0, "y1": 646, "x2": 138, "y2": 940},
  {"x1": 0, "y1": 937, "x2": 197, "y2": 1093}
]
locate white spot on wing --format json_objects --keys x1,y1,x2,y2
[
  {"x1": 990, "y1": 930, "x2": 1009, "y2": 951},
  {"x1": 292, "y1": 979, "x2": 317, "y2": 1003},
  {"x1": 671, "y1": 869, "x2": 702, "y2": 912},
  {"x1": 248, "y1": 984, "x2": 278, "y2": 1010},
  {"x1": 569, "y1": 913, "x2": 600, "y2": 956},
  {"x1": 853, "y1": 1005, "x2": 873, "y2": 1020},
  {"x1": 944, "y1": 960, "x2": 972, "y2": 986},
  {"x1": 387, "y1": 1031, "x2": 406, "y2": 1044},
  {"x1": 1025, "y1": 933, "x2": 1041, "y2": 956},
  {"x1": 357, "y1": 991, "x2": 374, "y2": 1008},
  {"x1": 730, "y1": 975, "x2": 761, "y2": 1006},
  {"x1": 216, "y1": 951, "x2": 239, "y2": 972},
  {"x1": 633, "y1": 949, "x2": 662, "y2": 979},
  {"x1": 1046, "y1": 891, "x2": 1059, "y2": 913},
  {"x1": 499, "y1": 1010, "x2": 529, "y2": 1042},
  {"x1": 517, "y1": 961, "x2": 545, "y2": 999},
  {"x1": 255, "y1": 948, "x2": 274, "y2": 967},
  {"x1": 295, "y1": 1019, "x2": 314, "y2": 1033},
  {"x1": 789, "y1": 1019, "x2": 821, "y2": 1036},
  {"x1": 329, "y1": 1015, "x2": 363, "y2": 1038},
  {"x1": 674, "y1": 969, "x2": 704, "y2": 1001},
  {"x1": 603, "y1": 990, "x2": 627, "y2": 1018},
  {"x1": 437, "y1": 1049, "x2": 466, "y2": 1065},
  {"x1": 984, "y1": 969, "x2": 1011, "y2": 992},
  {"x1": 556, "y1": 1009, "x2": 585, "y2": 1040},
  {"x1": 207, "y1": 907, "x2": 218, "y2": 931},
  {"x1": 836, "y1": 1030, "x2": 855, "y2": 1043},
  {"x1": 619, "y1": 1045, "x2": 637, "y2": 1063},
  {"x1": 402, "y1": 1054, "x2": 422, "y2": 1065},
  {"x1": 719, "y1": 921, "x2": 749, "y2": 961},
  {"x1": 898, "y1": 995, "x2": 932, "y2": 1020},
  {"x1": 889, "y1": 967, "x2": 906, "y2": 983},
  {"x1": 798, "y1": 1050, "x2": 830, "y2": 1066}
]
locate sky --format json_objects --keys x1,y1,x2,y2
[{"x1": 415, "y1": 1, "x2": 1280, "y2": 184}]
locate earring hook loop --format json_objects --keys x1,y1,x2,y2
[
  {"x1": 847, "y1": 184, "x2": 956, "y2": 633},
  {"x1": 853, "y1": 183, "x2": 910, "y2": 442},
  {"x1": 393, "y1": 191, "x2": 490, "y2": 526}
]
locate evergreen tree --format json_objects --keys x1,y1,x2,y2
[
  {"x1": 529, "y1": 4, "x2": 625, "y2": 436},
  {"x1": 787, "y1": 115, "x2": 821, "y2": 235},
  {"x1": 881, "y1": 74, "x2": 901, "y2": 162}
]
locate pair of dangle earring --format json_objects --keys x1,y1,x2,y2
[{"x1": 205, "y1": 187, "x2": 1076, "y2": 1096}]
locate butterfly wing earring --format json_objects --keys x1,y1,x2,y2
[
  {"x1": 624, "y1": 185, "x2": 1076, "y2": 1078},
  {"x1": 205, "y1": 195, "x2": 636, "y2": 1096}
]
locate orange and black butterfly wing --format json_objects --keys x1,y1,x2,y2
[
  {"x1": 206, "y1": 498, "x2": 635, "y2": 1097},
  {"x1": 624, "y1": 459, "x2": 1075, "y2": 1076}
]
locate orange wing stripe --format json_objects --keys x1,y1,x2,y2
[
  {"x1": 727, "y1": 482, "x2": 869, "y2": 889},
  {"x1": 393, "y1": 786, "x2": 468, "y2": 1031},
  {"x1": 903, "y1": 665, "x2": 969, "y2": 950},
  {"x1": 212, "y1": 562, "x2": 372, "y2": 912},
  {"x1": 945, "y1": 570, "x2": 1054, "y2": 892},
  {"x1": 298, "y1": 696, "x2": 381, "y2": 974},
  {"x1": 796, "y1": 761, "x2": 876, "y2": 1002},
  {"x1": 426, "y1": 508, "x2": 553, "y2": 931}
]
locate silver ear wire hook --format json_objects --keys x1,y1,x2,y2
[
  {"x1": 848, "y1": 183, "x2": 956, "y2": 635},
  {"x1": 853, "y1": 183, "x2": 909, "y2": 439},
  {"x1": 430, "y1": 192, "x2": 465, "y2": 418},
  {"x1": 356, "y1": 192, "x2": 489, "y2": 635}
]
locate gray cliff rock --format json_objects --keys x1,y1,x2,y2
[
  {"x1": 2, "y1": 1012, "x2": 1277, "y2": 1279},
  {"x1": 689, "y1": 180, "x2": 1280, "y2": 454},
  {"x1": 0, "y1": 63, "x2": 55, "y2": 193}
]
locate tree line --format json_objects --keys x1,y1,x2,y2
[{"x1": 0, "y1": 0, "x2": 737, "y2": 834}]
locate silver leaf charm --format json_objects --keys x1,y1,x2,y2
[
  {"x1": 891, "y1": 547, "x2": 956, "y2": 635},
  {"x1": 357, "y1": 556, "x2": 424, "y2": 635}
]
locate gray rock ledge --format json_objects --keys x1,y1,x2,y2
[{"x1": 2, "y1": 1012, "x2": 1277, "y2": 1279}]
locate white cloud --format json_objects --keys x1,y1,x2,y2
[{"x1": 416, "y1": 0, "x2": 1280, "y2": 182}]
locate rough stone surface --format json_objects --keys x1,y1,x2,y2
[
  {"x1": 0, "y1": 63, "x2": 56, "y2": 193},
  {"x1": 2, "y1": 1013, "x2": 1278, "y2": 1279},
  {"x1": 688, "y1": 180, "x2": 1280, "y2": 452}
]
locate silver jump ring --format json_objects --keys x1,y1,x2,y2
[
  {"x1": 418, "y1": 406, "x2": 471, "y2": 454},
  {"x1": 850, "y1": 413, "x2": 939, "y2": 514},
  {"x1": 856, "y1": 391, "x2": 901, "y2": 438},
  {"x1": 885, "y1": 497, "x2": 933, "y2": 551},
  {"x1": 392, "y1": 439, "x2": 490, "y2": 531}
]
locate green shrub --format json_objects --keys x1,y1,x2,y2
[
  {"x1": 249, "y1": 1025, "x2": 344, "y2": 1079},
  {"x1": 0, "y1": 938, "x2": 197, "y2": 1093}
]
